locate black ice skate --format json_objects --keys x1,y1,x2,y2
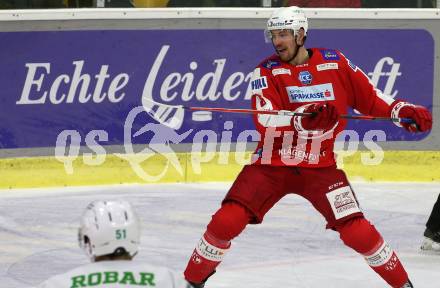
[
  {"x1": 188, "y1": 270, "x2": 216, "y2": 288},
  {"x1": 421, "y1": 228, "x2": 440, "y2": 253},
  {"x1": 189, "y1": 282, "x2": 205, "y2": 288}
]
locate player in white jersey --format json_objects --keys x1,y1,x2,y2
[{"x1": 38, "y1": 200, "x2": 192, "y2": 288}]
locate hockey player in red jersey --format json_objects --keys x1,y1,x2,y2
[{"x1": 184, "y1": 6, "x2": 432, "y2": 288}]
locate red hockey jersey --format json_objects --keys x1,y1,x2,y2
[{"x1": 250, "y1": 48, "x2": 397, "y2": 167}]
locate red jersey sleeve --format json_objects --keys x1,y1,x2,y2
[{"x1": 340, "y1": 53, "x2": 396, "y2": 117}]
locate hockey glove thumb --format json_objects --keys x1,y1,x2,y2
[
  {"x1": 301, "y1": 103, "x2": 339, "y2": 131},
  {"x1": 397, "y1": 104, "x2": 432, "y2": 132}
]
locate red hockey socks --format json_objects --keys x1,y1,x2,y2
[
  {"x1": 184, "y1": 202, "x2": 250, "y2": 284},
  {"x1": 363, "y1": 238, "x2": 408, "y2": 287},
  {"x1": 337, "y1": 217, "x2": 409, "y2": 288},
  {"x1": 184, "y1": 231, "x2": 230, "y2": 284}
]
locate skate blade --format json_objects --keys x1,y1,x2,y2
[{"x1": 419, "y1": 247, "x2": 440, "y2": 255}]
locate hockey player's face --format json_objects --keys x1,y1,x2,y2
[{"x1": 271, "y1": 30, "x2": 297, "y2": 62}]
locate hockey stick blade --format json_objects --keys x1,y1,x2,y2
[{"x1": 142, "y1": 96, "x2": 185, "y2": 129}]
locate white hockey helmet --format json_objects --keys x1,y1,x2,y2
[
  {"x1": 78, "y1": 200, "x2": 141, "y2": 261},
  {"x1": 265, "y1": 6, "x2": 308, "y2": 41}
]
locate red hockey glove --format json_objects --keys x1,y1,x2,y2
[
  {"x1": 393, "y1": 102, "x2": 432, "y2": 132},
  {"x1": 301, "y1": 103, "x2": 339, "y2": 131}
]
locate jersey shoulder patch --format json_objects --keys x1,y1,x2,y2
[
  {"x1": 251, "y1": 75, "x2": 268, "y2": 90},
  {"x1": 250, "y1": 67, "x2": 269, "y2": 93},
  {"x1": 259, "y1": 57, "x2": 281, "y2": 70},
  {"x1": 317, "y1": 48, "x2": 341, "y2": 61}
]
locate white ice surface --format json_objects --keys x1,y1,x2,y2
[{"x1": 0, "y1": 182, "x2": 439, "y2": 288}]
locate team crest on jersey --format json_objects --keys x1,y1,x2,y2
[
  {"x1": 251, "y1": 76, "x2": 268, "y2": 91},
  {"x1": 286, "y1": 83, "x2": 335, "y2": 103},
  {"x1": 263, "y1": 60, "x2": 281, "y2": 69},
  {"x1": 298, "y1": 71, "x2": 313, "y2": 85},
  {"x1": 320, "y1": 49, "x2": 340, "y2": 60}
]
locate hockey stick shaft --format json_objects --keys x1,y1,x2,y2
[
  {"x1": 186, "y1": 106, "x2": 313, "y2": 117},
  {"x1": 186, "y1": 106, "x2": 414, "y2": 124},
  {"x1": 141, "y1": 97, "x2": 414, "y2": 130}
]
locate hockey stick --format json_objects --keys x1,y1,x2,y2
[{"x1": 141, "y1": 97, "x2": 414, "y2": 129}]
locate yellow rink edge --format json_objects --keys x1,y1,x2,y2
[{"x1": 0, "y1": 151, "x2": 439, "y2": 189}]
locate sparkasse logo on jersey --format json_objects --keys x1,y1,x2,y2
[{"x1": 286, "y1": 83, "x2": 335, "y2": 103}]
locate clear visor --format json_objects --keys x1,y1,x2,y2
[
  {"x1": 264, "y1": 29, "x2": 273, "y2": 43},
  {"x1": 266, "y1": 18, "x2": 290, "y2": 43},
  {"x1": 264, "y1": 29, "x2": 296, "y2": 44}
]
